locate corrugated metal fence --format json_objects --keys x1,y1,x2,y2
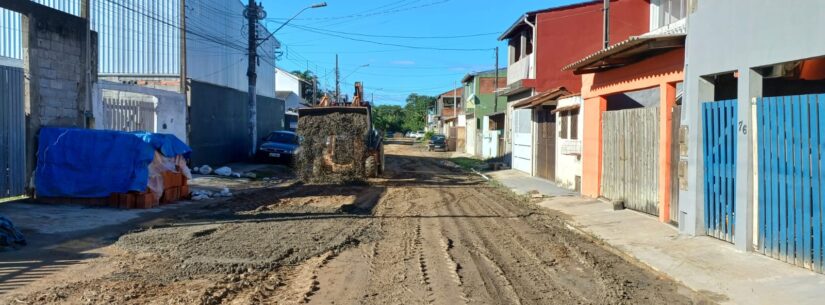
[
  {"x1": 601, "y1": 107, "x2": 660, "y2": 216},
  {"x1": 0, "y1": 66, "x2": 26, "y2": 197},
  {"x1": 757, "y1": 94, "x2": 825, "y2": 272}
]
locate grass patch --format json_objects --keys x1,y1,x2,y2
[{"x1": 448, "y1": 157, "x2": 487, "y2": 171}]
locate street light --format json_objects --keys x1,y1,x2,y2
[
  {"x1": 344, "y1": 64, "x2": 370, "y2": 80},
  {"x1": 257, "y1": 2, "x2": 327, "y2": 47}
]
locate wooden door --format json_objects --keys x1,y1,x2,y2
[{"x1": 535, "y1": 106, "x2": 556, "y2": 181}]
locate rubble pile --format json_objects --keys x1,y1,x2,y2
[{"x1": 295, "y1": 112, "x2": 370, "y2": 183}]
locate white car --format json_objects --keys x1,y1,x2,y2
[{"x1": 412, "y1": 131, "x2": 425, "y2": 139}]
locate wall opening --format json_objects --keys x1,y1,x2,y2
[
  {"x1": 605, "y1": 86, "x2": 661, "y2": 111},
  {"x1": 757, "y1": 56, "x2": 825, "y2": 97}
]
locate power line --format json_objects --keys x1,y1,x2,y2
[
  {"x1": 277, "y1": 22, "x2": 500, "y2": 40},
  {"x1": 277, "y1": 25, "x2": 493, "y2": 52},
  {"x1": 267, "y1": 0, "x2": 451, "y2": 22}
]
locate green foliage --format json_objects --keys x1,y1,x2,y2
[
  {"x1": 372, "y1": 105, "x2": 405, "y2": 132},
  {"x1": 290, "y1": 70, "x2": 323, "y2": 101},
  {"x1": 422, "y1": 130, "x2": 435, "y2": 142},
  {"x1": 448, "y1": 157, "x2": 486, "y2": 171},
  {"x1": 402, "y1": 93, "x2": 436, "y2": 132},
  {"x1": 371, "y1": 93, "x2": 436, "y2": 133}
]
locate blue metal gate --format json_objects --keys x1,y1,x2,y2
[
  {"x1": 0, "y1": 65, "x2": 26, "y2": 198},
  {"x1": 757, "y1": 95, "x2": 825, "y2": 272},
  {"x1": 703, "y1": 100, "x2": 737, "y2": 243}
]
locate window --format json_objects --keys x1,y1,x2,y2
[
  {"x1": 559, "y1": 112, "x2": 569, "y2": 139},
  {"x1": 570, "y1": 109, "x2": 579, "y2": 140},
  {"x1": 654, "y1": 0, "x2": 687, "y2": 29},
  {"x1": 557, "y1": 110, "x2": 580, "y2": 140}
]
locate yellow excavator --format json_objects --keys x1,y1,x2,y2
[{"x1": 296, "y1": 82, "x2": 384, "y2": 182}]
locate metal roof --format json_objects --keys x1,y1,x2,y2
[
  {"x1": 563, "y1": 21, "x2": 687, "y2": 74},
  {"x1": 513, "y1": 87, "x2": 570, "y2": 109}
]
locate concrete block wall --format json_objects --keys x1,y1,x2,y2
[
  {"x1": 25, "y1": 24, "x2": 86, "y2": 127},
  {"x1": 12, "y1": 1, "x2": 96, "y2": 189}
]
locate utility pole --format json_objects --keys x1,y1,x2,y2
[
  {"x1": 180, "y1": 0, "x2": 187, "y2": 95},
  {"x1": 453, "y1": 80, "x2": 458, "y2": 120},
  {"x1": 494, "y1": 46, "x2": 499, "y2": 112},
  {"x1": 312, "y1": 76, "x2": 318, "y2": 105},
  {"x1": 603, "y1": 0, "x2": 610, "y2": 49},
  {"x1": 81, "y1": 0, "x2": 91, "y2": 127},
  {"x1": 245, "y1": 0, "x2": 262, "y2": 156},
  {"x1": 335, "y1": 54, "x2": 341, "y2": 104}
]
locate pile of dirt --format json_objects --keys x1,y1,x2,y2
[{"x1": 296, "y1": 112, "x2": 370, "y2": 183}]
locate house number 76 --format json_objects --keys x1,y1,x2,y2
[{"x1": 738, "y1": 121, "x2": 748, "y2": 135}]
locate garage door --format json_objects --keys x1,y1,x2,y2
[{"x1": 512, "y1": 109, "x2": 533, "y2": 174}]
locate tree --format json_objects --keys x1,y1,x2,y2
[
  {"x1": 372, "y1": 105, "x2": 405, "y2": 132},
  {"x1": 402, "y1": 93, "x2": 436, "y2": 132},
  {"x1": 290, "y1": 70, "x2": 323, "y2": 103}
]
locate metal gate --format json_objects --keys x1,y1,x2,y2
[
  {"x1": 102, "y1": 98, "x2": 156, "y2": 132},
  {"x1": 512, "y1": 108, "x2": 533, "y2": 174},
  {"x1": 601, "y1": 107, "x2": 660, "y2": 215},
  {"x1": 702, "y1": 100, "x2": 737, "y2": 243},
  {"x1": 757, "y1": 95, "x2": 825, "y2": 272},
  {"x1": 1, "y1": 65, "x2": 26, "y2": 197}
]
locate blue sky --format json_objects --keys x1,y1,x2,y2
[{"x1": 261, "y1": 0, "x2": 581, "y2": 105}]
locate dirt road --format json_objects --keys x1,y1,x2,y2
[{"x1": 1, "y1": 144, "x2": 711, "y2": 305}]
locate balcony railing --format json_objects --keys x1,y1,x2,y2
[{"x1": 507, "y1": 53, "x2": 535, "y2": 85}]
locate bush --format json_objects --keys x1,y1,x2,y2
[{"x1": 422, "y1": 131, "x2": 435, "y2": 142}]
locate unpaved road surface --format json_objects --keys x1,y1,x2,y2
[{"x1": 1, "y1": 144, "x2": 712, "y2": 305}]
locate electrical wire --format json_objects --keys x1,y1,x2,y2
[{"x1": 276, "y1": 22, "x2": 500, "y2": 40}]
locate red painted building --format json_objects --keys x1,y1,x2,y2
[
  {"x1": 499, "y1": 0, "x2": 650, "y2": 96},
  {"x1": 499, "y1": 0, "x2": 650, "y2": 180}
]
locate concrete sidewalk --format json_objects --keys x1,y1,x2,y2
[{"x1": 490, "y1": 169, "x2": 825, "y2": 305}]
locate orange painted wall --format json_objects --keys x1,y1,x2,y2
[
  {"x1": 582, "y1": 96, "x2": 606, "y2": 197},
  {"x1": 580, "y1": 48, "x2": 685, "y2": 218}
]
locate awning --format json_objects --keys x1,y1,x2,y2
[
  {"x1": 513, "y1": 87, "x2": 570, "y2": 109},
  {"x1": 551, "y1": 104, "x2": 580, "y2": 114},
  {"x1": 563, "y1": 21, "x2": 687, "y2": 75}
]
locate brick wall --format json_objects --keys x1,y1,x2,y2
[{"x1": 479, "y1": 77, "x2": 508, "y2": 95}]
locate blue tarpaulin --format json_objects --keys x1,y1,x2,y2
[
  {"x1": 133, "y1": 132, "x2": 192, "y2": 158},
  {"x1": 35, "y1": 128, "x2": 191, "y2": 198}
]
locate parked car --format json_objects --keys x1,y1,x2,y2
[
  {"x1": 428, "y1": 134, "x2": 447, "y2": 152},
  {"x1": 412, "y1": 131, "x2": 425, "y2": 139},
  {"x1": 385, "y1": 131, "x2": 395, "y2": 139},
  {"x1": 257, "y1": 131, "x2": 300, "y2": 162}
]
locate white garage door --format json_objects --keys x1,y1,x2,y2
[{"x1": 512, "y1": 109, "x2": 533, "y2": 174}]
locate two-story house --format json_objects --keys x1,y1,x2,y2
[
  {"x1": 564, "y1": 0, "x2": 689, "y2": 224},
  {"x1": 499, "y1": 0, "x2": 649, "y2": 181},
  {"x1": 462, "y1": 69, "x2": 507, "y2": 158}
]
